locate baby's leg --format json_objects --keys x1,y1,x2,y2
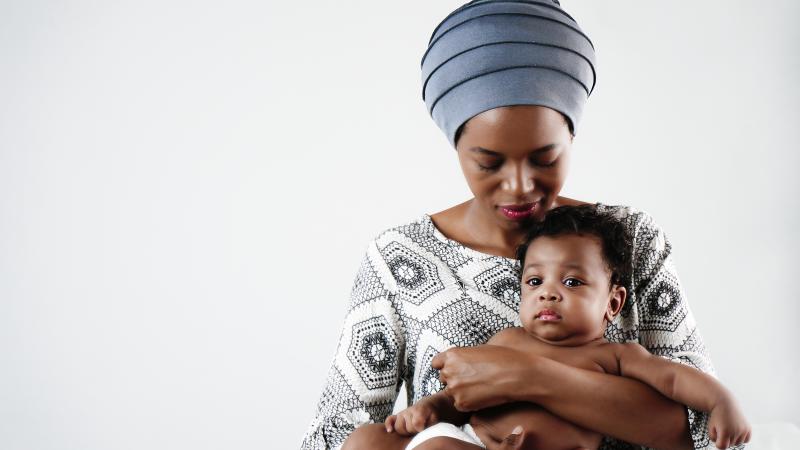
[{"x1": 341, "y1": 423, "x2": 413, "y2": 450}]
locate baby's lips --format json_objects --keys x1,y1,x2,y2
[{"x1": 535, "y1": 308, "x2": 561, "y2": 319}]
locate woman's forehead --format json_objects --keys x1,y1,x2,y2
[{"x1": 461, "y1": 105, "x2": 572, "y2": 148}]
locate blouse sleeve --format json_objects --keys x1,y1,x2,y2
[
  {"x1": 627, "y1": 211, "x2": 744, "y2": 450},
  {"x1": 300, "y1": 238, "x2": 406, "y2": 450}
]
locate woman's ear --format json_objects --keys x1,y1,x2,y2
[{"x1": 605, "y1": 285, "x2": 626, "y2": 322}]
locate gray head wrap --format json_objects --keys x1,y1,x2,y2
[{"x1": 421, "y1": 0, "x2": 597, "y2": 148}]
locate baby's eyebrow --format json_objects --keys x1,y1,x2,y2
[{"x1": 523, "y1": 262, "x2": 586, "y2": 272}]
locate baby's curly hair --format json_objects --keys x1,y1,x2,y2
[{"x1": 515, "y1": 204, "x2": 633, "y2": 291}]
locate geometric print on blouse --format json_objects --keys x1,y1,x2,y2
[
  {"x1": 381, "y1": 241, "x2": 445, "y2": 306},
  {"x1": 347, "y1": 316, "x2": 400, "y2": 390},
  {"x1": 301, "y1": 203, "x2": 731, "y2": 450},
  {"x1": 473, "y1": 262, "x2": 522, "y2": 311}
]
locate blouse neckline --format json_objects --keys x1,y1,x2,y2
[
  {"x1": 423, "y1": 201, "x2": 609, "y2": 262},
  {"x1": 423, "y1": 212, "x2": 517, "y2": 262}
]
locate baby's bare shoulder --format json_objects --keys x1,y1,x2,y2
[
  {"x1": 589, "y1": 341, "x2": 654, "y2": 370},
  {"x1": 589, "y1": 341, "x2": 647, "y2": 358},
  {"x1": 570, "y1": 341, "x2": 644, "y2": 375}
]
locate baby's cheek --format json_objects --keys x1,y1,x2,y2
[{"x1": 518, "y1": 302, "x2": 537, "y2": 332}]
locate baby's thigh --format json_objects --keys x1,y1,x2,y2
[
  {"x1": 470, "y1": 402, "x2": 603, "y2": 450},
  {"x1": 341, "y1": 423, "x2": 413, "y2": 450}
]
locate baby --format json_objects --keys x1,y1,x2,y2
[{"x1": 385, "y1": 205, "x2": 751, "y2": 450}]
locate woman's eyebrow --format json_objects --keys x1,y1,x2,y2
[{"x1": 470, "y1": 144, "x2": 558, "y2": 155}]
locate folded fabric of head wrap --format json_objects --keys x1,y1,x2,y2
[{"x1": 421, "y1": 0, "x2": 597, "y2": 148}]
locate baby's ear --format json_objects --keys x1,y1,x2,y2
[{"x1": 605, "y1": 285, "x2": 626, "y2": 322}]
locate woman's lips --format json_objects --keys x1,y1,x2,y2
[
  {"x1": 499, "y1": 202, "x2": 536, "y2": 220},
  {"x1": 535, "y1": 309, "x2": 561, "y2": 321}
]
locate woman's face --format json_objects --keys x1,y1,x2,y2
[{"x1": 455, "y1": 105, "x2": 573, "y2": 229}]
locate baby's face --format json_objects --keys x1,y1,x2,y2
[{"x1": 518, "y1": 233, "x2": 624, "y2": 346}]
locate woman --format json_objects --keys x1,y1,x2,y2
[{"x1": 302, "y1": 1, "x2": 719, "y2": 449}]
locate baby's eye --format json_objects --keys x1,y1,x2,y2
[
  {"x1": 563, "y1": 278, "x2": 583, "y2": 287},
  {"x1": 526, "y1": 277, "x2": 542, "y2": 286}
]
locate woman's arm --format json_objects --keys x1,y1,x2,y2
[
  {"x1": 301, "y1": 241, "x2": 405, "y2": 450},
  {"x1": 433, "y1": 345, "x2": 694, "y2": 450}
]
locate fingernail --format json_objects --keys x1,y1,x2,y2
[{"x1": 511, "y1": 425, "x2": 523, "y2": 435}]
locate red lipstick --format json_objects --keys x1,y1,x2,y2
[{"x1": 499, "y1": 202, "x2": 536, "y2": 220}]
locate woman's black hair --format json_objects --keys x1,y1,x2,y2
[{"x1": 514, "y1": 204, "x2": 633, "y2": 291}]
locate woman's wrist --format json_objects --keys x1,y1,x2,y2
[{"x1": 504, "y1": 352, "x2": 553, "y2": 403}]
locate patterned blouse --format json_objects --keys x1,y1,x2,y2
[{"x1": 300, "y1": 202, "x2": 732, "y2": 450}]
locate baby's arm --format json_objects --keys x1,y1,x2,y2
[{"x1": 615, "y1": 343, "x2": 751, "y2": 449}]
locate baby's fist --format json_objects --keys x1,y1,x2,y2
[
  {"x1": 708, "y1": 400, "x2": 751, "y2": 449},
  {"x1": 385, "y1": 397, "x2": 442, "y2": 436}
]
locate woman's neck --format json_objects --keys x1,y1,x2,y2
[
  {"x1": 462, "y1": 200, "x2": 528, "y2": 255},
  {"x1": 430, "y1": 196, "x2": 594, "y2": 259},
  {"x1": 431, "y1": 199, "x2": 527, "y2": 259}
]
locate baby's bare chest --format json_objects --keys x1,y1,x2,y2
[{"x1": 502, "y1": 329, "x2": 621, "y2": 375}]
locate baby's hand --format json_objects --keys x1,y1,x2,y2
[
  {"x1": 385, "y1": 395, "x2": 443, "y2": 436},
  {"x1": 708, "y1": 397, "x2": 751, "y2": 449}
]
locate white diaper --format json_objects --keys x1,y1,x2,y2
[{"x1": 405, "y1": 422, "x2": 486, "y2": 449}]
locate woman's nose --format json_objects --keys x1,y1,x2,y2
[{"x1": 500, "y1": 163, "x2": 534, "y2": 195}]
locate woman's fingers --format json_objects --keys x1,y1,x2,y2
[
  {"x1": 429, "y1": 345, "x2": 535, "y2": 411},
  {"x1": 431, "y1": 351, "x2": 446, "y2": 370}
]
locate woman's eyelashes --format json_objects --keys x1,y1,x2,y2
[
  {"x1": 476, "y1": 157, "x2": 557, "y2": 172},
  {"x1": 477, "y1": 161, "x2": 502, "y2": 172}
]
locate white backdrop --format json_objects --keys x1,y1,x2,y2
[{"x1": 1, "y1": 1, "x2": 798, "y2": 449}]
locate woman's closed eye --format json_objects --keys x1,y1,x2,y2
[
  {"x1": 477, "y1": 163, "x2": 501, "y2": 172},
  {"x1": 476, "y1": 158, "x2": 502, "y2": 172},
  {"x1": 531, "y1": 158, "x2": 557, "y2": 168}
]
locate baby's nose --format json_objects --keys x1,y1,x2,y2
[{"x1": 539, "y1": 291, "x2": 561, "y2": 302}]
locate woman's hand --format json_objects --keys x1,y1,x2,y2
[{"x1": 431, "y1": 345, "x2": 538, "y2": 411}]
